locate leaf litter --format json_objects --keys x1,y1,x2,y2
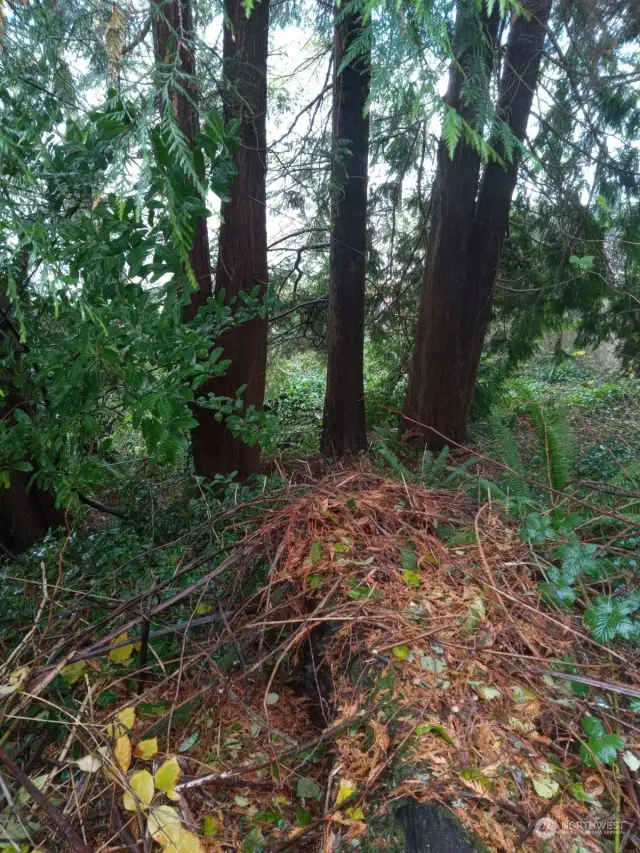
[{"x1": 0, "y1": 465, "x2": 638, "y2": 852}]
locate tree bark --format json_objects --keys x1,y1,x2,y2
[
  {"x1": 321, "y1": 5, "x2": 371, "y2": 457},
  {"x1": 152, "y1": 0, "x2": 213, "y2": 321},
  {"x1": 204, "y1": 0, "x2": 269, "y2": 480},
  {"x1": 401, "y1": 1, "x2": 500, "y2": 449},
  {"x1": 0, "y1": 291, "x2": 63, "y2": 554},
  {"x1": 402, "y1": 0, "x2": 549, "y2": 449},
  {"x1": 152, "y1": 0, "x2": 218, "y2": 479}
]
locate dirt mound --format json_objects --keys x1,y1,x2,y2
[{"x1": 1, "y1": 467, "x2": 637, "y2": 853}]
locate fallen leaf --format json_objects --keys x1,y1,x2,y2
[
  {"x1": 234, "y1": 794, "x2": 249, "y2": 807},
  {"x1": 123, "y1": 769, "x2": 154, "y2": 811},
  {"x1": 108, "y1": 632, "x2": 136, "y2": 664},
  {"x1": 266, "y1": 692, "x2": 280, "y2": 705},
  {"x1": 155, "y1": 758, "x2": 181, "y2": 794},
  {"x1": 114, "y1": 735, "x2": 132, "y2": 772},
  {"x1": 202, "y1": 815, "x2": 220, "y2": 837},
  {"x1": 532, "y1": 776, "x2": 559, "y2": 799},
  {"x1": 76, "y1": 754, "x2": 102, "y2": 773},
  {"x1": 336, "y1": 779, "x2": 357, "y2": 805},
  {"x1": 147, "y1": 805, "x2": 181, "y2": 845},
  {"x1": 297, "y1": 777, "x2": 321, "y2": 800},
  {"x1": 61, "y1": 661, "x2": 87, "y2": 685},
  {"x1": 623, "y1": 750, "x2": 640, "y2": 772},
  {"x1": 134, "y1": 737, "x2": 159, "y2": 760}
]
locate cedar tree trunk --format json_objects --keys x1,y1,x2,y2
[
  {"x1": 402, "y1": 0, "x2": 549, "y2": 449},
  {"x1": 207, "y1": 0, "x2": 269, "y2": 479},
  {"x1": 152, "y1": 0, "x2": 216, "y2": 477},
  {"x1": 321, "y1": 6, "x2": 371, "y2": 457},
  {"x1": 0, "y1": 290, "x2": 63, "y2": 553}
]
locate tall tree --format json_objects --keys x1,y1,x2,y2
[
  {"x1": 321, "y1": 2, "x2": 371, "y2": 457},
  {"x1": 206, "y1": 0, "x2": 270, "y2": 479},
  {"x1": 402, "y1": 0, "x2": 551, "y2": 448},
  {"x1": 152, "y1": 0, "x2": 216, "y2": 474},
  {"x1": 1, "y1": 285, "x2": 63, "y2": 554}
]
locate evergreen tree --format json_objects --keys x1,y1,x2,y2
[{"x1": 322, "y1": 1, "x2": 371, "y2": 457}]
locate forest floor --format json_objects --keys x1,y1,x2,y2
[
  {"x1": 1, "y1": 356, "x2": 640, "y2": 853},
  {"x1": 1, "y1": 464, "x2": 639, "y2": 853}
]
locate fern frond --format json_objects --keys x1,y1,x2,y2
[
  {"x1": 530, "y1": 403, "x2": 572, "y2": 491},
  {"x1": 489, "y1": 410, "x2": 531, "y2": 503}
]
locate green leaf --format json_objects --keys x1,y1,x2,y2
[
  {"x1": 346, "y1": 586, "x2": 382, "y2": 602},
  {"x1": 392, "y1": 645, "x2": 410, "y2": 660},
  {"x1": 402, "y1": 570, "x2": 421, "y2": 588},
  {"x1": 296, "y1": 777, "x2": 321, "y2": 800},
  {"x1": 581, "y1": 714, "x2": 605, "y2": 739},
  {"x1": 532, "y1": 776, "x2": 559, "y2": 799},
  {"x1": 203, "y1": 815, "x2": 219, "y2": 837},
  {"x1": 296, "y1": 809, "x2": 311, "y2": 828},
  {"x1": 399, "y1": 547, "x2": 417, "y2": 571},
  {"x1": 310, "y1": 540, "x2": 323, "y2": 567},
  {"x1": 307, "y1": 574, "x2": 323, "y2": 589},
  {"x1": 569, "y1": 782, "x2": 591, "y2": 802},
  {"x1": 12, "y1": 460, "x2": 33, "y2": 472}
]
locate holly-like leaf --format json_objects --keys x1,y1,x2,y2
[{"x1": 123, "y1": 769, "x2": 154, "y2": 811}]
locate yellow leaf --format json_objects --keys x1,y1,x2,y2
[
  {"x1": 155, "y1": 758, "x2": 181, "y2": 793},
  {"x1": 345, "y1": 806, "x2": 365, "y2": 820},
  {"x1": 336, "y1": 779, "x2": 357, "y2": 806},
  {"x1": 114, "y1": 735, "x2": 132, "y2": 773},
  {"x1": 134, "y1": 737, "x2": 158, "y2": 760},
  {"x1": 123, "y1": 770, "x2": 155, "y2": 812},
  {"x1": 108, "y1": 706, "x2": 136, "y2": 738},
  {"x1": 147, "y1": 805, "x2": 180, "y2": 844},
  {"x1": 76, "y1": 754, "x2": 102, "y2": 773},
  {"x1": 161, "y1": 824, "x2": 205, "y2": 853},
  {"x1": 61, "y1": 661, "x2": 87, "y2": 684},
  {"x1": 109, "y1": 632, "x2": 135, "y2": 664},
  {"x1": 0, "y1": 665, "x2": 30, "y2": 696}
]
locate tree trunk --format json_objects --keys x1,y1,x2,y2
[
  {"x1": 0, "y1": 291, "x2": 63, "y2": 554},
  {"x1": 202, "y1": 0, "x2": 269, "y2": 480},
  {"x1": 401, "y1": 1, "x2": 499, "y2": 448},
  {"x1": 460, "y1": 0, "x2": 552, "y2": 419},
  {"x1": 151, "y1": 0, "x2": 217, "y2": 477},
  {"x1": 402, "y1": 0, "x2": 548, "y2": 449},
  {"x1": 321, "y1": 5, "x2": 371, "y2": 457},
  {"x1": 152, "y1": 0, "x2": 213, "y2": 320}
]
